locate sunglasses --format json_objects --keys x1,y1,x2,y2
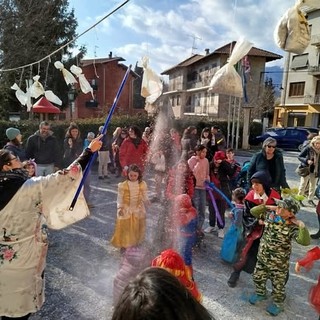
[{"x1": 266, "y1": 145, "x2": 276, "y2": 149}]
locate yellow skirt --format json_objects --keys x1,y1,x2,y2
[{"x1": 110, "y1": 213, "x2": 146, "y2": 248}]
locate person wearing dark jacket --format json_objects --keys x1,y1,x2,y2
[
  {"x1": 297, "y1": 135, "x2": 320, "y2": 208},
  {"x1": 3, "y1": 127, "x2": 26, "y2": 161},
  {"x1": 63, "y1": 123, "x2": 83, "y2": 167},
  {"x1": 25, "y1": 121, "x2": 60, "y2": 176},
  {"x1": 247, "y1": 137, "x2": 289, "y2": 193}
]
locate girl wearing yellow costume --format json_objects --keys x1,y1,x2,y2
[{"x1": 111, "y1": 164, "x2": 149, "y2": 248}]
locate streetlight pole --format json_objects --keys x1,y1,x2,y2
[{"x1": 68, "y1": 84, "x2": 76, "y2": 120}]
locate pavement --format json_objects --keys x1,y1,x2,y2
[{"x1": 30, "y1": 150, "x2": 320, "y2": 320}]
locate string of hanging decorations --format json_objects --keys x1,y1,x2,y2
[{"x1": 0, "y1": 0, "x2": 130, "y2": 73}]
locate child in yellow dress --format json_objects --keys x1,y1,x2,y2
[{"x1": 111, "y1": 164, "x2": 149, "y2": 248}]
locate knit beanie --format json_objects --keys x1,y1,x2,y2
[
  {"x1": 6, "y1": 128, "x2": 21, "y2": 141},
  {"x1": 214, "y1": 150, "x2": 226, "y2": 161}
]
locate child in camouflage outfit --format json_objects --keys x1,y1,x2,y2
[{"x1": 248, "y1": 196, "x2": 311, "y2": 316}]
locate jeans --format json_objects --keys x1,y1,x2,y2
[{"x1": 193, "y1": 188, "x2": 207, "y2": 230}]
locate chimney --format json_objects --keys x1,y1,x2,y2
[
  {"x1": 109, "y1": 51, "x2": 112, "y2": 58},
  {"x1": 205, "y1": 48, "x2": 210, "y2": 55}
]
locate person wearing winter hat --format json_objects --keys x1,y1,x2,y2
[
  {"x1": 247, "y1": 137, "x2": 289, "y2": 194},
  {"x1": 151, "y1": 249, "x2": 202, "y2": 302},
  {"x1": 227, "y1": 170, "x2": 281, "y2": 288},
  {"x1": 4, "y1": 127, "x2": 26, "y2": 161},
  {"x1": 205, "y1": 150, "x2": 237, "y2": 238},
  {"x1": 249, "y1": 196, "x2": 310, "y2": 316}
]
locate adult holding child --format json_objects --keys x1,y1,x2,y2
[{"x1": 0, "y1": 136, "x2": 102, "y2": 319}]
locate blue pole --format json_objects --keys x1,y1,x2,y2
[{"x1": 69, "y1": 65, "x2": 132, "y2": 210}]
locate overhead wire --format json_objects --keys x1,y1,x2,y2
[{"x1": 0, "y1": 0, "x2": 130, "y2": 73}]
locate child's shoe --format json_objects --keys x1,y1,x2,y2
[
  {"x1": 266, "y1": 303, "x2": 284, "y2": 316},
  {"x1": 249, "y1": 293, "x2": 267, "y2": 305}
]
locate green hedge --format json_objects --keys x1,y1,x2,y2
[{"x1": 0, "y1": 115, "x2": 260, "y2": 149}]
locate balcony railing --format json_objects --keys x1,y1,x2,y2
[
  {"x1": 304, "y1": 94, "x2": 320, "y2": 104},
  {"x1": 308, "y1": 66, "x2": 320, "y2": 76}
]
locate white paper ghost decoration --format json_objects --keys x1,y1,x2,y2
[
  {"x1": 141, "y1": 56, "x2": 163, "y2": 104},
  {"x1": 70, "y1": 65, "x2": 94, "y2": 99},
  {"x1": 11, "y1": 83, "x2": 28, "y2": 106},
  {"x1": 54, "y1": 61, "x2": 78, "y2": 85}
]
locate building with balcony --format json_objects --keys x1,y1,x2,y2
[
  {"x1": 161, "y1": 44, "x2": 281, "y2": 119},
  {"x1": 274, "y1": 7, "x2": 320, "y2": 128}
]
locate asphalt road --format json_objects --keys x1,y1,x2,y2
[{"x1": 30, "y1": 151, "x2": 320, "y2": 320}]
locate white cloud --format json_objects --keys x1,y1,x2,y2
[{"x1": 76, "y1": 0, "x2": 302, "y2": 73}]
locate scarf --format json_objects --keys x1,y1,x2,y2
[{"x1": 0, "y1": 169, "x2": 29, "y2": 210}]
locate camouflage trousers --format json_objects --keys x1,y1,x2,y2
[{"x1": 253, "y1": 259, "x2": 288, "y2": 307}]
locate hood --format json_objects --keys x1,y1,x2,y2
[{"x1": 251, "y1": 170, "x2": 271, "y2": 191}]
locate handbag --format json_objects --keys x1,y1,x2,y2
[
  {"x1": 220, "y1": 208, "x2": 244, "y2": 264},
  {"x1": 295, "y1": 165, "x2": 310, "y2": 177}
]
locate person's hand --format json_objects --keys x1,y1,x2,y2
[
  {"x1": 88, "y1": 135, "x2": 103, "y2": 152},
  {"x1": 266, "y1": 205, "x2": 277, "y2": 211},
  {"x1": 307, "y1": 160, "x2": 313, "y2": 165},
  {"x1": 295, "y1": 262, "x2": 301, "y2": 273},
  {"x1": 291, "y1": 218, "x2": 305, "y2": 228}
]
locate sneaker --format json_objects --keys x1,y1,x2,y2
[
  {"x1": 218, "y1": 229, "x2": 224, "y2": 239},
  {"x1": 104, "y1": 175, "x2": 110, "y2": 179},
  {"x1": 227, "y1": 271, "x2": 240, "y2": 288},
  {"x1": 249, "y1": 294, "x2": 267, "y2": 305},
  {"x1": 299, "y1": 200, "x2": 305, "y2": 207},
  {"x1": 266, "y1": 303, "x2": 284, "y2": 316},
  {"x1": 308, "y1": 200, "x2": 316, "y2": 207},
  {"x1": 98, "y1": 176, "x2": 104, "y2": 180},
  {"x1": 204, "y1": 226, "x2": 216, "y2": 233}
]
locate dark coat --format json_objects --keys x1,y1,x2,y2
[
  {"x1": 298, "y1": 145, "x2": 320, "y2": 177},
  {"x1": 247, "y1": 149, "x2": 289, "y2": 192}
]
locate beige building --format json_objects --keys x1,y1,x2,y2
[
  {"x1": 274, "y1": 8, "x2": 320, "y2": 128},
  {"x1": 161, "y1": 42, "x2": 281, "y2": 119}
]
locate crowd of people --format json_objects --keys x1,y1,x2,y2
[{"x1": 1, "y1": 121, "x2": 320, "y2": 319}]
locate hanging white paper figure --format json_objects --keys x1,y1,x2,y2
[
  {"x1": 208, "y1": 38, "x2": 253, "y2": 97},
  {"x1": 70, "y1": 65, "x2": 94, "y2": 99},
  {"x1": 274, "y1": 1, "x2": 311, "y2": 54},
  {"x1": 54, "y1": 61, "x2": 78, "y2": 85},
  {"x1": 141, "y1": 56, "x2": 163, "y2": 104},
  {"x1": 45, "y1": 90, "x2": 62, "y2": 106},
  {"x1": 25, "y1": 80, "x2": 33, "y2": 112},
  {"x1": 11, "y1": 83, "x2": 28, "y2": 106},
  {"x1": 30, "y1": 75, "x2": 45, "y2": 99}
]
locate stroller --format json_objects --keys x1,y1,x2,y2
[{"x1": 236, "y1": 160, "x2": 251, "y2": 192}]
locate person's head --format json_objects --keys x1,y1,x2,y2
[
  {"x1": 262, "y1": 137, "x2": 277, "y2": 155},
  {"x1": 226, "y1": 148, "x2": 235, "y2": 160},
  {"x1": 6, "y1": 127, "x2": 22, "y2": 145},
  {"x1": 307, "y1": 132, "x2": 317, "y2": 141},
  {"x1": 232, "y1": 187, "x2": 246, "y2": 204},
  {"x1": 201, "y1": 127, "x2": 211, "y2": 139},
  {"x1": 112, "y1": 267, "x2": 213, "y2": 320},
  {"x1": 127, "y1": 164, "x2": 142, "y2": 182},
  {"x1": 211, "y1": 125, "x2": 219, "y2": 135},
  {"x1": 128, "y1": 126, "x2": 142, "y2": 139},
  {"x1": 274, "y1": 197, "x2": 300, "y2": 221},
  {"x1": 250, "y1": 170, "x2": 271, "y2": 195},
  {"x1": 22, "y1": 159, "x2": 37, "y2": 177},
  {"x1": 213, "y1": 150, "x2": 226, "y2": 163},
  {"x1": 195, "y1": 145, "x2": 207, "y2": 159},
  {"x1": 66, "y1": 123, "x2": 80, "y2": 139},
  {"x1": 120, "y1": 129, "x2": 128, "y2": 138},
  {"x1": 0, "y1": 149, "x2": 22, "y2": 171},
  {"x1": 188, "y1": 126, "x2": 197, "y2": 135},
  {"x1": 39, "y1": 121, "x2": 51, "y2": 137},
  {"x1": 87, "y1": 132, "x2": 95, "y2": 142},
  {"x1": 310, "y1": 135, "x2": 320, "y2": 150},
  {"x1": 113, "y1": 127, "x2": 122, "y2": 137},
  {"x1": 175, "y1": 160, "x2": 189, "y2": 174}
]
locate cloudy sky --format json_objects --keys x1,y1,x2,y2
[{"x1": 68, "y1": 0, "x2": 304, "y2": 73}]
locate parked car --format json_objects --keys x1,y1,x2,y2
[
  {"x1": 266, "y1": 126, "x2": 319, "y2": 134},
  {"x1": 251, "y1": 127, "x2": 316, "y2": 151}
]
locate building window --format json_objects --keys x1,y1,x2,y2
[
  {"x1": 197, "y1": 93, "x2": 201, "y2": 106},
  {"x1": 177, "y1": 95, "x2": 180, "y2": 106},
  {"x1": 171, "y1": 96, "x2": 175, "y2": 106},
  {"x1": 289, "y1": 82, "x2": 305, "y2": 96},
  {"x1": 187, "y1": 71, "x2": 197, "y2": 82},
  {"x1": 291, "y1": 54, "x2": 308, "y2": 69}
]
